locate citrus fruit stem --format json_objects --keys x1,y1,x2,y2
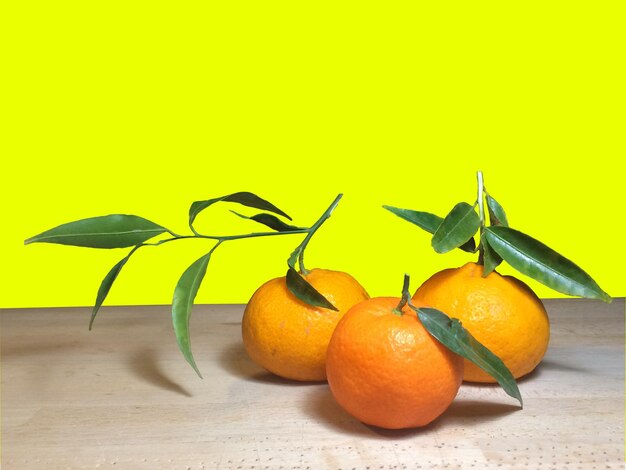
[
  {"x1": 291, "y1": 193, "x2": 343, "y2": 275},
  {"x1": 476, "y1": 170, "x2": 486, "y2": 265},
  {"x1": 393, "y1": 273, "x2": 412, "y2": 316},
  {"x1": 477, "y1": 170, "x2": 486, "y2": 227}
]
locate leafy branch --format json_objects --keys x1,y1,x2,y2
[
  {"x1": 285, "y1": 194, "x2": 343, "y2": 311},
  {"x1": 25, "y1": 192, "x2": 344, "y2": 377},
  {"x1": 384, "y1": 171, "x2": 611, "y2": 303}
]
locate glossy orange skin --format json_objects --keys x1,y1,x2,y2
[
  {"x1": 413, "y1": 262, "x2": 550, "y2": 382},
  {"x1": 242, "y1": 269, "x2": 369, "y2": 381},
  {"x1": 326, "y1": 297, "x2": 464, "y2": 429}
]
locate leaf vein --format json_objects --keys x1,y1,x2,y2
[
  {"x1": 31, "y1": 228, "x2": 164, "y2": 241},
  {"x1": 488, "y1": 231, "x2": 591, "y2": 294}
]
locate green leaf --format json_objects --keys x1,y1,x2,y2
[
  {"x1": 24, "y1": 215, "x2": 167, "y2": 248},
  {"x1": 230, "y1": 210, "x2": 304, "y2": 232},
  {"x1": 172, "y1": 252, "x2": 213, "y2": 378},
  {"x1": 484, "y1": 226, "x2": 611, "y2": 302},
  {"x1": 486, "y1": 194, "x2": 509, "y2": 227},
  {"x1": 414, "y1": 306, "x2": 523, "y2": 407},
  {"x1": 189, "y1": 192, "x2": 291, "y2": 227},
  {"x1": 431, "y1": 203, "x2": 481, "y2": 254},
  {"x1": 459, "y1": 237, "x2": 477, "y2": 253},
  {"x1": 383, "y1": 205, "x2": 476, "y2": 253},
  {"x1": 285, "y1": 267, "x2": 338, "y2": 311},
  {"x1": 89, "y1": 248, "x2": 137, "y2": 330},
  {"x1": 481, "y1": 235, "x2": 503, "y2": 276}
]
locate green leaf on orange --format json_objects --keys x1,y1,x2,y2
[
  {"x1": 486, "y1": 194, "x2": 509, "y2": 227},
  {"x1": 286, "y1": 267, "x2": 338, "y2": 311},
  {"x1": 414, "y1": 306, "x2": 523, "y2": 407},
  {"x1": 383, "y1": 205, "x2": 476, "y2": 253},
  {"x1": 431, "y1": 202, "x2": 481, "y2": 254},
  {"x1": 481, "y1": 235, "x2": 503, "y2": 277},
  {"x1": 484, "y1": 226, "x2": 611, "y2": 302},
  {"x1": 459, "y1": 237, "x2": 477, "y2": 253}
]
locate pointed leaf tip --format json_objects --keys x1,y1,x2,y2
[
  {"x1": 172, "y1": 252, "x2": 213, "y2": 378},
  {"x1": 24, "y1": 215, "x2": 167, "y2": 248},
  {"x1": 230, "y1": 210, "x2": 304, "y2": 232},
  {"x1": 89, "y1": 249, "x2": 137, "y2": 330},
  {"x1": 383, "y1": 205, "x2": 476, "y2": 253},
  {"x1": 485, "y1": 226, "x2": 611, "y2": 302},
  {"x1": 431, "y1": 202, "x2": 481, "y2": 254},
  {"x1": 286, "y1": 267, "x2": 338, "y2": 311},
  {"x1": 383, "y1": 205, "x2": 443, "y2": 233}
]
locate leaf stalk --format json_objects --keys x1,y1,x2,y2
[
  {"x1": 293, "y1": 194, "x2": 343, "y2": 275},
  {"x1": 476, "y1": 170, "x2": 486, "y2": 265},
  {"x1": 393, "y1": 273, "x2": 412, "y2": 316}
]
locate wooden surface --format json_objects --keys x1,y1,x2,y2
[{"x1": 1, "y1": 299, "x2": 624, "y2": 469}]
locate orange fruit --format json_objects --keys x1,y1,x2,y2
[
  {"x1": 326, "y1": 297, "x2": 464, "y2": 429},
  {"x1": 242, "y1": 268, "x2": 369, "y2": 381},
  {"x1": 412, "y1": 262, "x2": 550, "y2": 382}
]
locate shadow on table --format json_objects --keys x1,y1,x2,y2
[
  {"x1": 128, "y1": 348, "x2": 193, "y2": 397},
  {"x1": 218, "y1": 341, "x2": 323, "y2": 386},
  {"x1": 530, "y1": 359, "x2": 592, "y2": 375},
  {"x1": 300, "y1": 384, "x2": 520, "y2": 439},
  {"x1": 460, "y1": 359, "x2": 591, "y2": 386}
]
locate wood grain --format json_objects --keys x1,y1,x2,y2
[{"x1": 1, "y1": 299, "x2": 623, "y2": 469}]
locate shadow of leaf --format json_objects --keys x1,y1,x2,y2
[
  {"x1": 128, "y1": 348, "x2": 193, "y2": 397},
  {"x1": 436, "y1": 399, "x2": 520, "y2": 425}
]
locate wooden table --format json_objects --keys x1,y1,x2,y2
[{"x1": 1, "y1": 299, "x2": 623, "y2": 469}]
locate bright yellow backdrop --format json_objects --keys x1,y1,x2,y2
[{"x1": 2, "y1": 2, "x2": 624, "y2": 308}]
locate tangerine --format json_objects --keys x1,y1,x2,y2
[
  {"x1": 242, "y1": 268, "x2": 369, "y2": 381},
  {"x1": 326, "y1": 297, "x2": 464, "y2": 429},
  {"x1": 412, "y1": 262, "x2": 550, "y2": 382}
]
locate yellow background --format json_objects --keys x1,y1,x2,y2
[{"x1": 2, "y1": 2, "x2": 624, "y2": 308}]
